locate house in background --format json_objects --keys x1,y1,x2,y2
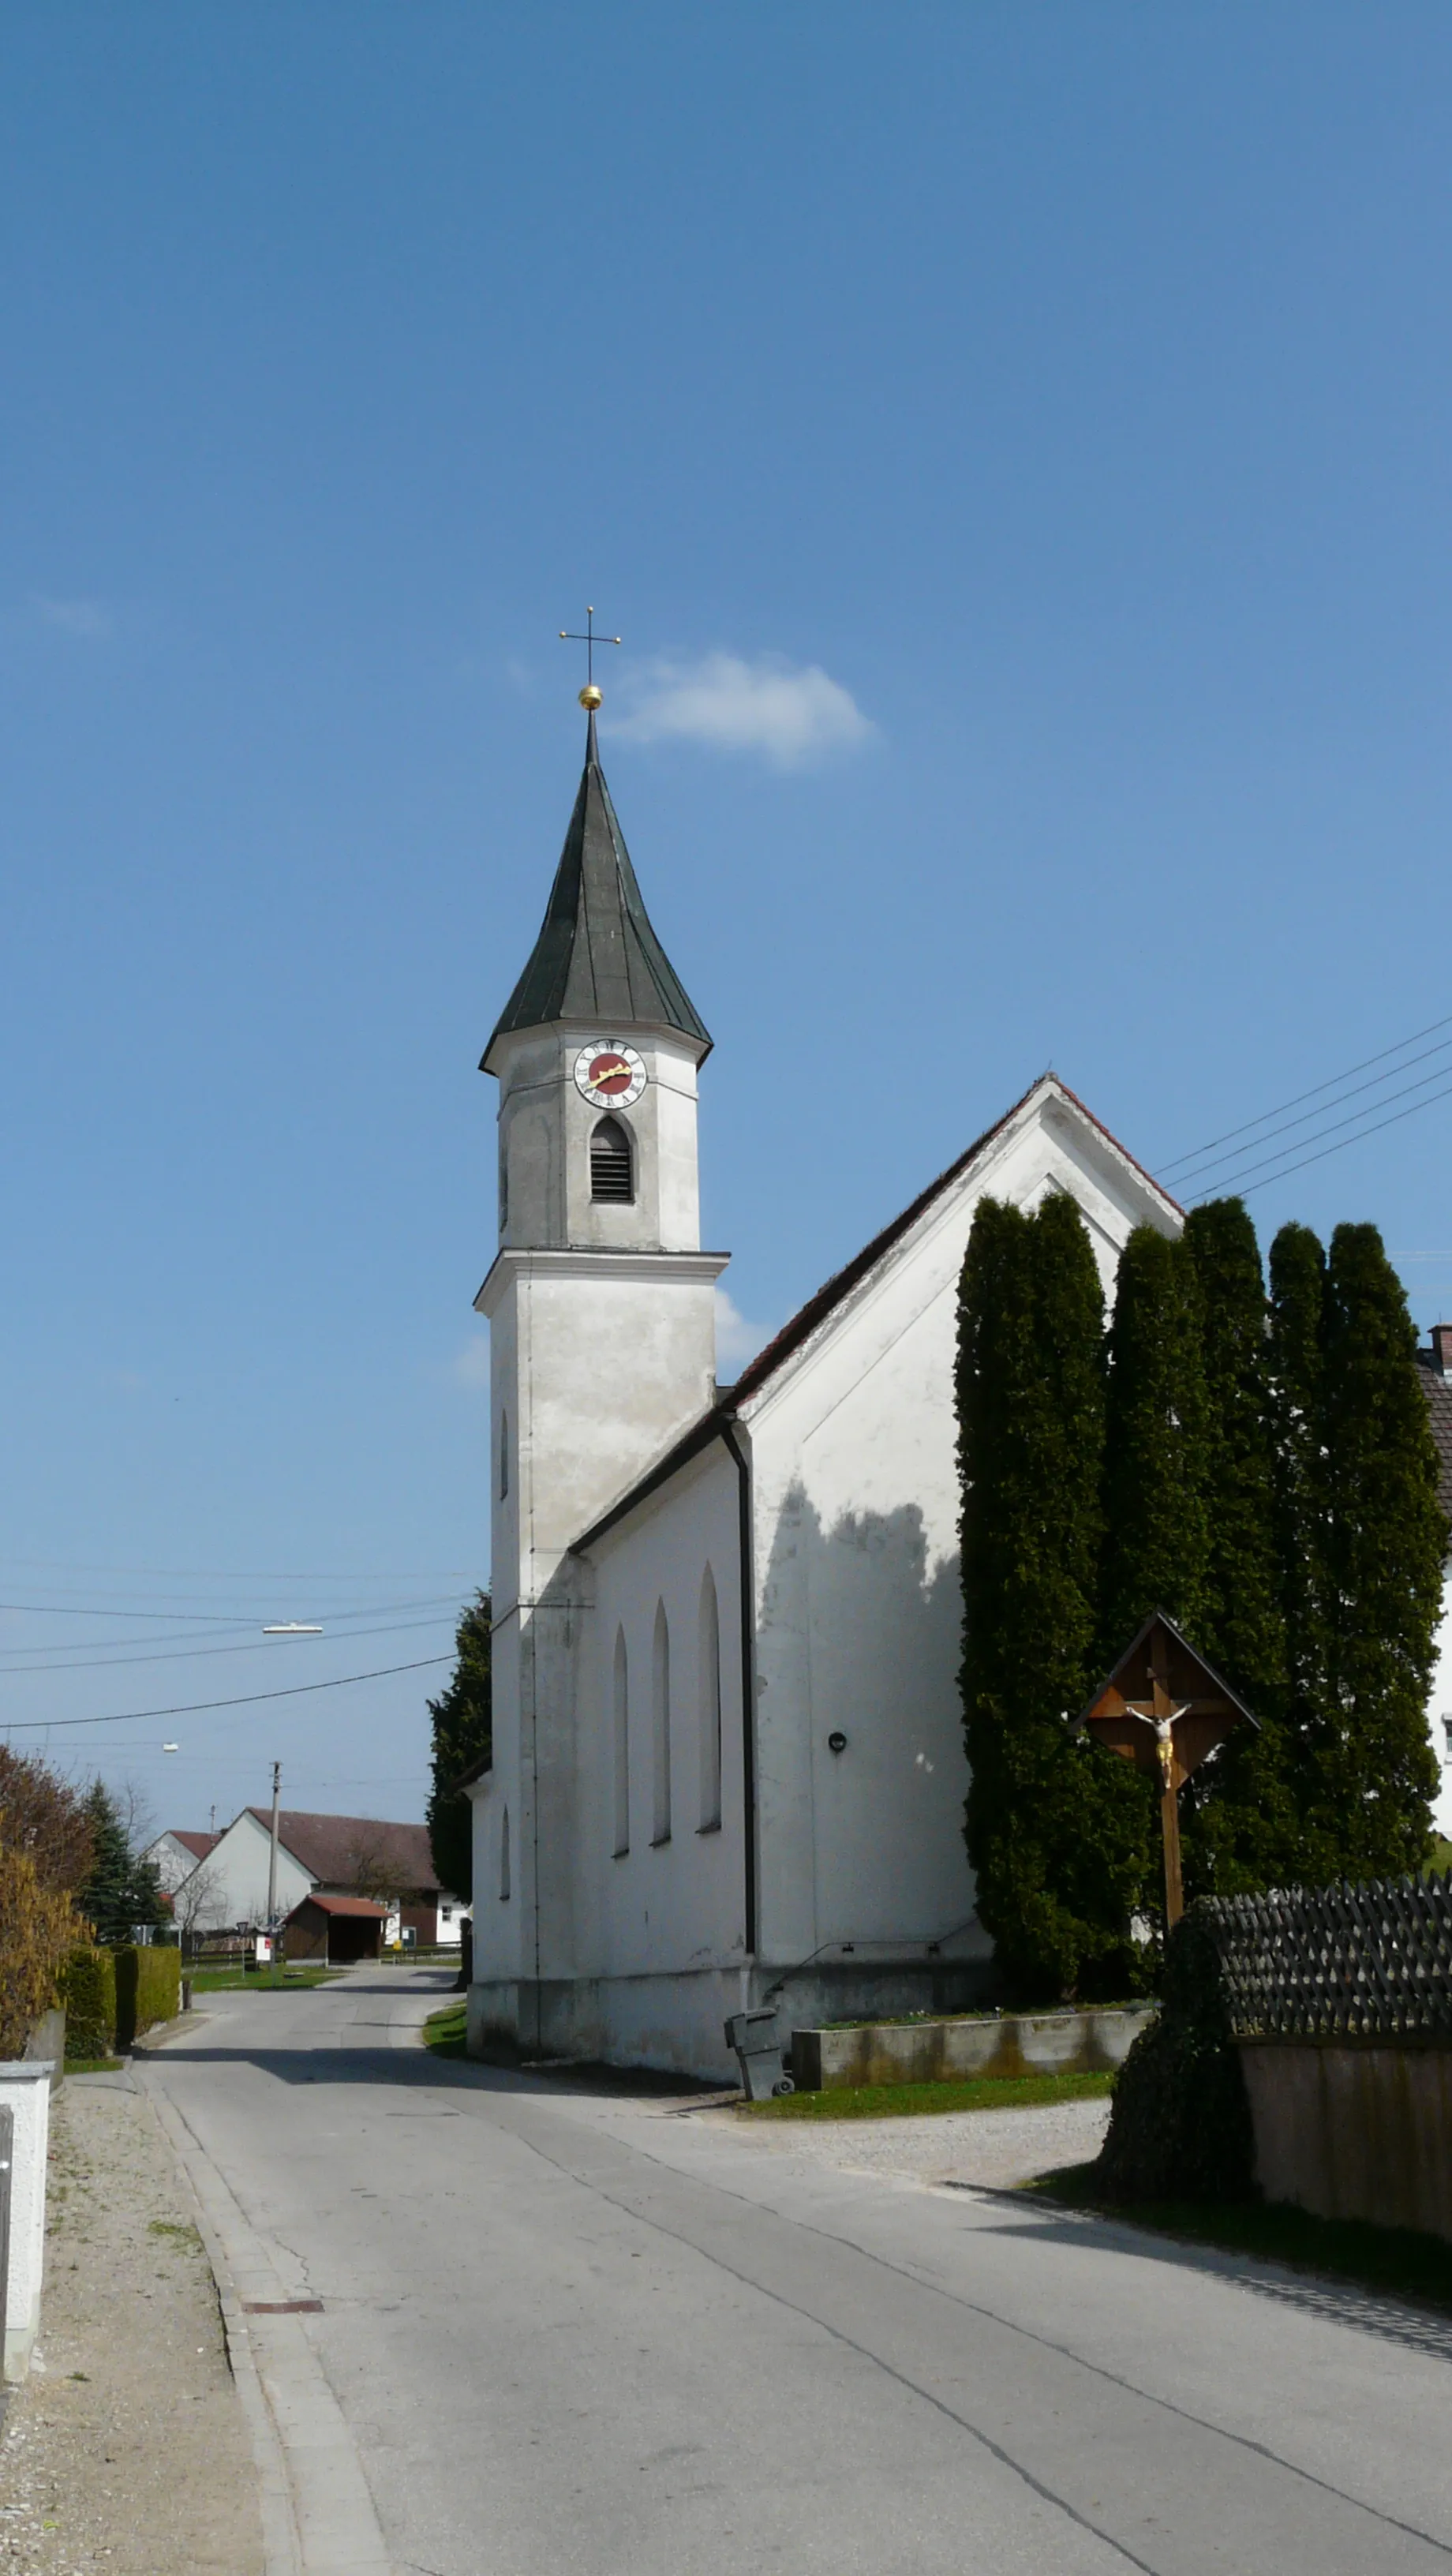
[
  {"x1": 167, "y1": 1809, "x2": 466, "y2": 1941},
  {"x1": 143, "y1": 1828, "x2": 220, "y2": 1897}
]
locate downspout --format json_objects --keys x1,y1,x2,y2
[{"x1": 719, "y1": 1417, "x2": 758, "y2": 1956}]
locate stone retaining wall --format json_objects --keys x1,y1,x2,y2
[{"x1": 792, "y1": 2005, "x2": 1154, "y2": 2091}]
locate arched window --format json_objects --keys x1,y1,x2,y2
[
  {"x1": 499, "y1": 1411, "x2": 509, "y2": 1501},
  {"x1": 698, "y1": 1566, "x2": 722, "y2": 1831},
  {"x1": 651, "y1": 1601, "x2": 672, "y2": 1844},
  {"x1": 590, "y1": 1116, "x2": 634, "y2": 1204},
  {"x1": 612, "y1": 1627, "x2": 630, "y2": 1856},
  {"x1": 499, "y1": 1806, "x2": 511, "y2": 1902}
]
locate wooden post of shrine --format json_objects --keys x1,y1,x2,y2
[{"x1": 1079, "y1": 1610, "x2": 1257, "y2": 1934}]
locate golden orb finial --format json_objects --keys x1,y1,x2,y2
[{"x1": 579, "y1": 683, "x2": 603, "y2": 711}]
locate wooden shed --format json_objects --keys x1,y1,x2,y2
[{"x1": 283, "y1": 1893, "x2": 387, "y2": 1966}]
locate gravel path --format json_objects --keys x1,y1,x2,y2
[
  {"x1": 709, "y1": 2092, "x2": 1111, "y2": 2190},
  {"x1": 0, "y1": 2075, "x2": 263, "y2": 2576}
]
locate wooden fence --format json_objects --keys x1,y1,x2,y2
[{"x1": 1204, "y1": 1874, "x2": 1452, "y2": 2042}]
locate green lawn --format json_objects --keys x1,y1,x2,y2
[
  {"x1": 1027, "y1": 2162, "x2": 1452, "y2": 2313},
  {"x1": 742, "y1": 2069, "x2": 1117, "y2": 2121},
  {"x1": 423, "y1": 1999, "x2": 469, "y2": 2057},
  {"x1": 64, "y1": 2057, "x2": 125, "y2": 2075},
  {"x1": 187, "y1": 1964, "x2": 343, "y2": 1994}
]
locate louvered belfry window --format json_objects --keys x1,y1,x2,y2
[{"x1": 590, "y1": 1115, "x2": 634, "y2": 1203}]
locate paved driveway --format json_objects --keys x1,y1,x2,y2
[{"x1": 141, "y1": 1964, "x2": 1452, "y2": 2576}]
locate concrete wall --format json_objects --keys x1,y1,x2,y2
[
  {"x1": 0, "y1": 2064, "x2": 52, "y2": 2380},
  {"x1": 1240, "y1": 2040, "x2": 1452, "y2": 2242},
  {"x1": 795, "y1": 2005, "x2": 1155, "y2": 2091}
]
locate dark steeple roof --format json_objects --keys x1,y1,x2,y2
[{"x1": 482, "y1": 712, "x2": 710, "y2": 1069}]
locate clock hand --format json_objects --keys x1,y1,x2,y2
[{"x1": 587, "y1": 1061, "x2": 632, "y2": 1089}]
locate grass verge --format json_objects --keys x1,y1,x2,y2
[
  {"x1": 741, "y1": 2069, "x2": 1116, "y2": 2121},
  {"x1": 187, "y1": 1965, "x2": 342, "y2": 1994},
  {"x1": 1027, "y1": 2162, "x2": 1452, "y2": 2313},
  {"x1": 64, "y1": 2057, "x2": 125, "y2": 2075},
  {"x1": 423, "y1": 1998, "x2": 469, "y2": 2058}
]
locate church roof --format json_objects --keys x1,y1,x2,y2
[
  {"x1": 482, "y1": 712, "x2": 711, "y2": 1069},
  {"x1": 571, "y1": 1073, "x2": 1181, "y2": 1553}
]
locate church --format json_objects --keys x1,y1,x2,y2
[{"x1": 466, "y1": 691, "x2": 1183, "y2": 2080}]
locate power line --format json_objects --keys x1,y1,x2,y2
[
  {"x1": 1188, "y1": 1071, "x2": 1452, "y2": 1202},
  {"x1": 0, "y1": 1611, "x2": 457, "y2": 1679},
  {"x1": 1182, "y1": 1058, "x2": 1452, "y2": 1199},
  {"x1": 1160, "y1": 1006, "x2": 1452, "y2": 1178},
  {"x1": 0, "y1": 1654, "x2": 454, "y2": 1734},
  {"x1": 1166, "y1": 1030, "x2": 1452, "y2": 1190}
]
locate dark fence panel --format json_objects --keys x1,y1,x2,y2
[{"x1": 1205, "y1": 1875, "x2": 1452, "y2": 2041}]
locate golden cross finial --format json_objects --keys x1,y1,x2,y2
[{"x1": 558, "y1": 606, "x2": 621, "y2": 710}]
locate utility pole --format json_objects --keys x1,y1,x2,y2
[{"x1": 266, "y1": 1761, "x2": 282, "y2": 1952}]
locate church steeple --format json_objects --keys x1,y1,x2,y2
[{"x1": 481, "y1": 710, "x2": 710, "y2": 1075}]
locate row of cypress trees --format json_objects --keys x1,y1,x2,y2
[{"x1": 957, "y1": 1194, "x2": 1446, "y2": 2002}]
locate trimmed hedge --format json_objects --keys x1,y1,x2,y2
[
  {"x1": 1095, "y1": 1906, "x2": 1255, "y2": 2202},
  {"x1": 114, "y1": 1945, "x2": 181, "y2": 2051},
  {"x1": 60, "y1": 1946, "x2": 117, "y2": 2059}
]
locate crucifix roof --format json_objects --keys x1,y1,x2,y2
[{"x1": 481, "y1": 710, "x2": 710, "y2": 1071}]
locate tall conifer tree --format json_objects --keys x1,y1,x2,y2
[
  {"x1": 1179, "y1": 1200, "x2": 1297, "y2": 1892},
  {"x1": 1098, "y1": 1226, "x2": 1212, "y2": 1661},
  {"x1": 959, "y1": 1194, "x2": 1148, "y2": 2000},
  {"x1": 1309, "y1": 1223, "x2": 1445, "y2": 1876},
  {"x1": 1268, "y1": 1221, "x2": 1328, "y2": 1871}
]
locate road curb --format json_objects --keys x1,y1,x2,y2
[{"x1": 138, "y1": 2070, "x2": 395, "y2": 2575}]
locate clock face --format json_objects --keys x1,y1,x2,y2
[{"x1": 574, "y1": 1041, "x2": 646, "y2": 1110}]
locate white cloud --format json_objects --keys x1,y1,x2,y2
[
  {"x1": 35, "y1": 596, "x2": 112, "y2": 638},
  {"x1": 614, "y1": 651, "x2": 873, "y2": 769},
  {"x1": 454, "y1": 1337, "x2": 491, "y2": 1391},
  {"x1": 715, "y1": 1288, "x2": 775, "y2": 1372}
]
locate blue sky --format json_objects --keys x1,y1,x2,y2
[{"x1": 4, "y1": 5, "x2": 1451, "y2": 1836}]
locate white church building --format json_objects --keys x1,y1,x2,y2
[
  {"x1": 464, "y1": 703, "x2": 1184, "y2": 2082},
  {"x1": 466, "y1": 705, "x2": 1452, "y2": 2080}
]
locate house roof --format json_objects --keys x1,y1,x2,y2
[
  {"x1": 287, "y1": 1893, "x2": 387, "y2": 1921},
  {"x1": 573, "y1": 1072, "x2": 1180, "y2": 1555},
  {"x1": 246, "y1": 1810, "x2": 440, "y2": 1893},
  {"x1": 482, "y1": 710, "x2": 710, "y2": 1069},
  {"x1": 1416, "y1": 1351, "x2": 1452, "y2": 1523},
  {"x1": 167, "y1": 1829, "x2": 220, "y2": 1863}
]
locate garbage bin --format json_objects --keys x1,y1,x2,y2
[{"x1": 724, "y1": 2009, "x2": 795, "y2": 2101}]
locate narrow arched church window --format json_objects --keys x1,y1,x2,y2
[
  {"x1": 590, "y1": 1115, "x2": 634, "y2": 1204},
  {"x1": 652, "y1": 1601, "x2": 672, "y2": 1844},
  {"x1": 500, "y1": 1806, "x2": 511, "y2": 1902},
  {"x1": 612, "y1": 1627, "x2": 630, "y2": 1857},
  {"x1": 698, "y1": 1566, "x2": 722, "y2": 1832},
  {"x1": 499, "y1": 1411, "x2": 509, "y2": 1500}
]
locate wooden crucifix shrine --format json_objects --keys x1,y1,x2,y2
[{"x1": 1077, "y1": 1610, "x2": 1257, "y2": 1929}]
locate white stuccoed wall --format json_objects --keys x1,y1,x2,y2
[
  {"x1": 0, "y1": 2065, "x2": 53, "y2": 2380},
  {"x1": 1431, "y1": 1569, "x2": 1452, "y2": 1838},
  {"x1": 193, "y1": 1811, "x2": 313, "y2": 1929},
  {"x1": 738, "y1": 1084, "x2": 1180, "y2": 1980}
]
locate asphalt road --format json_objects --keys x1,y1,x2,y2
[{"x1": 141, "y1": 1965, "x2": 1452, "y2": 2576}]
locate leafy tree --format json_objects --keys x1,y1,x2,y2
[
  {"x1": 77, "y1": 1780, "x2": 168, "y2": 1946},
  {"x1": 426, "y1": 1594, "x2": 492, "y2": 1904},
  {"x1": 0, "y1": 1844, "x2": 85, "y2": 2058},
  {"x1": 1179, "y1": 1200, "x2": 1297, "y2": 1893},
  {"x1": 959, "y1": 1196, "x2": 1149, "y2": 2001},
  {"x1": 1268, "y1": 1221, "x2": 1330, "y2": 1870},
  {"x1": 0, "y1": 1748, "x2": 94, "y2": 1893},
  {"x1": 1099, "y1": 1226, "x2": 1212, "y2": 1662},
  {"x1": 1306, "y1": 1222, "x2": 1445, "y2": 1877}
]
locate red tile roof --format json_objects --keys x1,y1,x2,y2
[
  {"x1": 1416, "y1": 1353, "x2": 1452, "y2": 1525},
  {"x1": 286, "y1": 1893, "x2": 387, "y2": 1920},
  {"x1": 246, "y1": 1810, "x2": 440, "y2": 1894},
  {"x1": 167, "y1": 1829, "x2": 220, "y2": 1863}
]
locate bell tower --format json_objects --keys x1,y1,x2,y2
[{"x1": 476, "y1": 678, "x2": 728, "y2": 1618}]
